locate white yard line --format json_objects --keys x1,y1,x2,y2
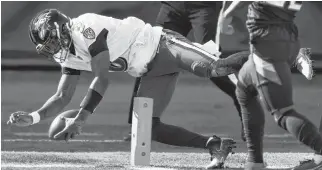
[
  {"x1": 2, "y1": 138, "x2": 300, "y2": 144},
  {"x1": 1, "y1": 163, "x2": 95, "y2": 168},
  {"x1": 13, "y1": 132, "x2": 103, "y2": 137},
  {"x1": 202, "y1": 133, "x2": 293, "y2": 138},
  {"x1": 2, "y1": 139, "x2": 124, "y2": 143}
]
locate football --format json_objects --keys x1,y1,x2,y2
[{"x1": 48, "y1": 109, "x2": 79, "y2": 140}]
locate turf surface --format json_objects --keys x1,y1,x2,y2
[{"x1": 1, "y1": 71, "x2": 322, "y2": 169}]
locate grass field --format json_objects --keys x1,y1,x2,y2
[
  {"x1": 2, "y1": 71, "x2": 322, "y2": 169},
  {"x1": 1, "y1": 151, "x2": 316, "y2": 170}
]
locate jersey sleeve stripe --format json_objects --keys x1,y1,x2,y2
[{"x1": 88, "y1": 28, "x2": 109, "y2": 57}]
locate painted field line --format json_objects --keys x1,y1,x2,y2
[
  {"x1": 2, "y1": 138, "x2": 300, "y2": 144},
  {"x1": 2, "y1": 139, "x2": 124, "y2": 143},
  {"x1": 1, "y1": 164, "x2": 174, "y2": 170},
  {"x1": 2, "y1": 163, "x2": 95, "y2": 168},
  {"x1": 203, "y1": 133, "x2": 293, "y2": 138},
  {"x1": 13, "y1": 132, "x2": 103, "y2": 137}
]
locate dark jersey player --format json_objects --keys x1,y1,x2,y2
[{"x1": 220, "y1": 1, "x2": 322, "y2": 170}]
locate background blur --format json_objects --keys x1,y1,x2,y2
[
  {"x1": 1, "y1": 1, "x2": 322, "y2": 69},
  {"x1": 2, "y1": 1, "x2": 322, "y2": 154}
]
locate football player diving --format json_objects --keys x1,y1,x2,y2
[
  {"x1": 220, "y1": 1, "x2": 322, "y2": 170},
  {"x1": 6, "y1": 9, "x2": 251, "y2": 168}
]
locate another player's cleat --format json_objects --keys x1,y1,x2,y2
[
  {"x1": 123, "y1": 131, "x2": 131, "y2": 142},
  {"x1": 294, "y1": 48, "x2": 315, "y2": 80},
  {"x1": 291, "y1": 158, "x2": 322, "y2": 170},
  {"x1": 205, "y1": 136, "x2": 236, "y2": 169},
  {"x1": 244, "y1": 162, "x2": 267, "y2": 170}
]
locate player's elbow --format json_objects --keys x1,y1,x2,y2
[{"x1": 55, "y1": 91, "x2": 73, "y2": 105}]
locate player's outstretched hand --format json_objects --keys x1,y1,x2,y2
[
  {"x1": 54, "y1": 117, "x2": 83, "y2": 142},
  {"x1": 7, "y1": 111, "x2": 33, "y2": 127}
]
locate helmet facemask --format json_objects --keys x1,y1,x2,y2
[{"x1": 36, "y1": 22, "x2": 72, "y2": 63}]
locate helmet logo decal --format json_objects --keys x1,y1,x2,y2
[
  {"x1": 35, "y1": 13, "x2": 51, "y2": 40},
  {"x1": 83, "y1": 27, "x2": 95, "y2": 39}
]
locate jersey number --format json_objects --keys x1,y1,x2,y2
[
  {"x1": 109, "y1": 57, "x2": 128, "y2": 72},
  {"x1": 265, "y1": 1, "x2": 303, "y2": 11}
]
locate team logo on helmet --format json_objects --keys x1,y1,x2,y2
[
  {"x1": 34, "y1": 13, "x2": 51, "y2": 40},
  {"x1": 83, "y1": 27, "x2": 95, "y2": 39}
]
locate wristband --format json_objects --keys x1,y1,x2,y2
[
  {"x1": 80, "y1": 89, "x2": 103, "y2": 113},
  {"x1": 29, "y1": 111, "x2": 41, "y2": 124}
]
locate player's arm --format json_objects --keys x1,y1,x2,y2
[
  {"x1": 53, "y1": 50, "x2": 110, "y2": 140},
  {"x1": 36, "y1": 68, "x2": 80, "y2": 121},
  {"x1": 71, "y1": 28, "x2": 111, "y2": 124},
  {"x1": 7, "y1": 68, "x2": 80, "y2": 126},
  {"x1": 53, "y1": 23, "x2": 110, "y2": 140},
  {"x1": 73, "y1": 50, "x2": 110, "y2": 123}
]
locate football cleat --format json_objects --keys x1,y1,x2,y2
[
  {"x1": 244, "y1": 162, "x2": 267, "y2": 170},
  {"x1": 205, "y1": 136, "x2": 236, "y2": 169},
  {"x1": 294, "y1": 48, "x2": 315, "y2": 80},
  {"x1": 292, "y1": 158, "x2": 322, "y2": 170}
]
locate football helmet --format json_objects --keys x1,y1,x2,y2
[{"x1": 29, "y1": 9, "x2": 72, "y2": 62}]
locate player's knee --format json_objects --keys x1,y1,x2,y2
[
  {"x1": 191, "y1": 61, "x2": 213, "y2": 78},
  {"x1": 276, "y1": 109, "x2": 321, "y2": 146},
  {"x1": 235, "y1": 82, "x2": 257, "y2": 108},
  {"x1": 273, "y1": 107, "x2": 305, "y2": 131}
]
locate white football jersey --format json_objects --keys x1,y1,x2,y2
[{"x1": 54, "y1": 13, "x2": 163, "y2": 77}]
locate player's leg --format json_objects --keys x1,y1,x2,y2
[
  {"x1": 155, "y1": 2, "x2": 191, "y2": 36},
  {"x1": 188, "y1": 2, "x2": 222, "y2": 44},
  {"x1": 137, "y1": 72, "x2": 235, "y2": 168},
  {"x1": 160, "y1": 29, "x2": 248, "y2": 78},
  {"x1": 137, "y1": 73, "x2": 208, "y2": 148},
  {"x1": 236, "y1": 58, "x2": 267, "y2": 168},
  {"x1": 251, "y1": 40, "x2": 322, "y2": 168},
  {"x1": 188, "y1": 3, "x2": 246, "y2": 141},
  {"x1": 124, "y1": 3, "x2": 191, "y2": 141},
  {"x1": 127, "y1": 78, "x2": 141, "y2": 125}
]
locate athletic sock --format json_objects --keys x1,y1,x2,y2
[
  {"x1": 241, "y1": 97, "x2": 265, "y2": 163},
  {"x1": 278, "y1": 110, "x2": 322, "y2": 155}
]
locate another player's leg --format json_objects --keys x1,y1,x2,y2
[
  {"x1": 236, "y1": 59, "x2": 267, "y2": 169},
  {"x1": 137, "y1": 72, "x2": 236, "y2": 168},
  {"x1": 292, "y1": 116, "x2": 322, "y2": 170},
  {"x1": 260, "y1": 63, "x2": 322, "y2": 169},
  {"x1": 212, "y1": 52, "x2": 250, "y2": 142},
  {"x1": 250, "y1": 41, "x2": 322, "y2": 169},
  {"x1": 189, "y1": 3, "x2": 246, "y2": 141}
]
